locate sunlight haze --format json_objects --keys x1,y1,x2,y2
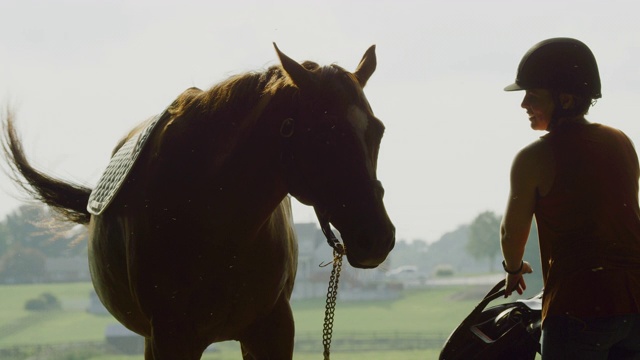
[{"x1": 1, "y1": 0, "x2": 639, "y2": 243}]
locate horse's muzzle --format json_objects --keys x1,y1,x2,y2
[{"x1": 344, "y1": 225, "x2": 395, "y2": 269}]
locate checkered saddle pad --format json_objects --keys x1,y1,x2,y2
[{"x1": 87, "y1": 108, "x2": 169, "y2": 215}]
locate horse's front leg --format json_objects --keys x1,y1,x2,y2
[
  {"x1": 239, "y1": 293, "x2": 295, "y2": 359},
  {"x1": 144, "y1": 338, "x2": 153, "y2": 360}
]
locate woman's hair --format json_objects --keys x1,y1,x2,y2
[{"x1": 551, "y1": 90, "x2": 594, "y2": 119}]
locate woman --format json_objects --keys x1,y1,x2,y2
[{"x1": 500, "y1": 37, "x2": 640, "y2": 359}]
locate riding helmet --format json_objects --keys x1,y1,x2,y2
[{"x1": 504, "y1": 37, "x2": 602, "y2": 99}]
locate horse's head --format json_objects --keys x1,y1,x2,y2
[{"x1": 274, "y1": 44, "x2": 395, "y2": 269}]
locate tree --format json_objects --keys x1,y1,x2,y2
[
  {"x1": 466, "y1": 211, "x2": 502, "y2": 272},
  {"x1": 3, "y1": 204, "x2": 86, "y2": 258},
  {"x1": 520, "y1": 220, "x2": 544, "y2": 297},
  {"x1": 0, "y1": 220, "x2": 9, "y2": 258},
  {"x1": 4, "y1": 204, "x2": 52, "y2": 252},
  {"x1": 0, "y1": 246, "x2": 47, "y2": 283}
]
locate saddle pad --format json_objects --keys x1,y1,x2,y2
[{"x1": 87, "y1": 109, "x2": 168, "y2": 215}]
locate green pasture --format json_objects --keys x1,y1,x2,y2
[
  {"x1": 0, "y1": 281, "x2": 503, "y2": 359},
  {"x1": 92, "y1": 347, "x2": 438, "y2": 360}
]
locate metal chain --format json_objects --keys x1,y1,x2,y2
[{"x1": 322, "y1": 247, "x2": 344, "y2": 360}]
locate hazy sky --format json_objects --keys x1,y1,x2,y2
[{"x1": 1, "y1": 0, "x2": 639, "y2": 243}]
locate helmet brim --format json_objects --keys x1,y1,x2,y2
[{"x1": 503, "y1": 82, "x2": 524, "y2": 92}]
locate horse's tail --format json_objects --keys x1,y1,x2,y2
[{"x1": 2, "y1": 110, "x2": 92, "y2": 225}]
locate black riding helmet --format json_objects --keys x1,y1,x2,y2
[{"x1": 504, "y1": 37, "x2": 602, "y2": 99}]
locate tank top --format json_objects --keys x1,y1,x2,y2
[{"x1": 535, "y1": 122, "x2": 640, "y2": 321}]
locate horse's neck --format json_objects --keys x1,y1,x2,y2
[
  {"x1": 150, "y1": 110, "x2": 283, "y2": 238},
  {"x1": 213, "y1": 120, "x2": 288, "y2": 219},
  {"x1": 139, "y1": 92, "x2": 290, "y2": 233},
  {"x1": 209, "y1": 94, "x2": 292, "y2": 215}
]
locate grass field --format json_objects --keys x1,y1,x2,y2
[
  {"x1": 0, "y1": 280, "x2": 506, "y2": 359},
  {"x1": 91, "y1": 347, "x2": 440, "y2": 360}
]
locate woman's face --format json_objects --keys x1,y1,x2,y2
[{"x1": 520, "y1": 88, "x2": 555, "y2": 131}]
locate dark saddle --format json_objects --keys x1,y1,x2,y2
[{"x1": 439, "y1": 280, "x2": 542, "y2": 360}]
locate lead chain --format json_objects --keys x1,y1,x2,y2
[{"x1": 322, "y1": 248, "x2": 344, "y2": 360}]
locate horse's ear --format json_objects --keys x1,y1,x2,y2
[
  {"x1": 354, "y1": 45, "x2": 377, "y2": 88},
  {"x1": 273, "y1": 43, "x2": 315, "y2": 91}
]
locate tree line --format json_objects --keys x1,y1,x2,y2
[
  {"x1": 389, "y1": 210, "x2": 543, "y2": 298},
  {"x1": 0, "y1": 203, "x2": 543, "y2": 293},
  {"x1": 0, "y1": 204, "x2": 87, "y2": 283},
  {"x1": 467, "y1": 210, "x2": 541, "y2": 273}
]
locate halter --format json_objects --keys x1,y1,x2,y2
[
  {"x1": 279, "y1": 117, "x2": 347, "y2": 253},
  {"x1": 279, "y1": 117, "x2": 346, "y2": 359}
]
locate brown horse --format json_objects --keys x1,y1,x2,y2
[{"x1": 2, "y1": 44, "x2": 395, "y2": 359}]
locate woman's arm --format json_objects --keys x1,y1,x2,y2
[{"x1": 500, "y1": 141, "x2": 547, "y2": 296}]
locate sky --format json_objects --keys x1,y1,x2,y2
[{"x1": 1, "y1": 0, "x2": 639, "y2": 243}]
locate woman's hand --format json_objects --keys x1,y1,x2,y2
[{"x1": 504, "y1": 261, "x2": 533, "y2": 297}]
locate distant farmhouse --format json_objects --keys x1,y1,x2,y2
[{"x1": 291, "y1": 223, "x2": 399, "y2": 302}]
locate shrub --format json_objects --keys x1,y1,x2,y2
[
  {"x1": 24, "y1": 292, "x2": 61, "y2": 311},
  {"x1": 434, "y1": 264, "x2": 455, "y2": 277}
]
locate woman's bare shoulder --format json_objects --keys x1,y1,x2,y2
[
  {"x1": 512, "y1": 138, "x2": 555, "y2": 196},
  {"x1": 514, "y1": 138, "x2": 552, "y2": 165}
]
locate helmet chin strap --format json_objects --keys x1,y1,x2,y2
[{"x1": 314, "y1": 206, "x2": 345, "y2": 255}]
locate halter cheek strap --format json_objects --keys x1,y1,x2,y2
[
  {"x1": 280, "y1": 118, "x2": 345, "y2": 360},
  {"x1": 279, "y1": 117, "x2": 345, "y2": 255},
  {"x1": 315, "y1": 207, "x2": 346, "y2": 255},
  {"x1": 279, "y1": 117, "x2": 311, "y2": 204}
]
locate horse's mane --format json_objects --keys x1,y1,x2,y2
[
  {"x1": 170, "y1": 63, "x2": 310, "y2": 120},
  {"x1": 151, "y1": 62, "x2": 332, "y2": 173},
  {"x1": 168, "y1": 60, "x2": 360, "y2": 122}
]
